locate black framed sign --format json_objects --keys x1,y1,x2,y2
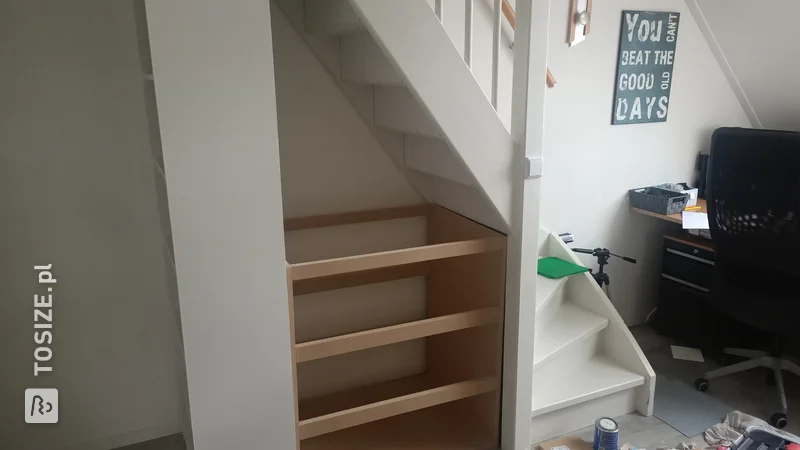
[{"x1": 612, "y1": 10, "x2": 680, "y2": 125}]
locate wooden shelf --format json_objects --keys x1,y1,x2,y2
[
  {"x1": 296, "y1": 307, "x2": 500, "y2": 363},
  {"x1": 299, "y1": 375, "x2": 498, "y2": 440},
  {"x1": 285, "y1": 204, "x2": 506, "y2": 449},
  {"x1": 290, "y1": 237, "x2": 505, "y2": 281},
  {"x1": 300, "y1": 398, "x2": 498, "y2": 450}
]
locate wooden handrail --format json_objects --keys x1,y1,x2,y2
[{"x1": 501, "y1": 0, "x2": 556, "y2": 88}]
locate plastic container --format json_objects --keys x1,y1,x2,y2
[{"x1": 629, "y1": 186, "x2": 689, "y2": 215}]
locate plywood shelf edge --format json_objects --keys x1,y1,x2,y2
[
  {"x1": 295, "y1": 307, "x2": 501, "y2": 363},
  {"x1": 298, "y1": 376, "x2": 498, "y2": 440},
  {"x1": 290, "y1": 237, "x2": 505, "y2": 281}
]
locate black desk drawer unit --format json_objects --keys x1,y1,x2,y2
[
  {"x1": 653, "y1": 235, "x2": 716, "y2": 345},
  {"x1": 661, "y1": 239, "x2": 715, "y2": 291}
]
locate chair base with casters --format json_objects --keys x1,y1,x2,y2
[{"x1": 695, "y1": 347, "x2": 800, "y2": 429}]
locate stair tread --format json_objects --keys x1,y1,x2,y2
[
  {"x1": 535, "y1": 275, "x2": 567, "y2": 312},
  {"x1": 533, "y1": 303, "x2": 608, "y2": 369},
  {"x1": 531, "y1": 356, "x2": 645, "y2": 417}
]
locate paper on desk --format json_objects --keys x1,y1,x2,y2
[{"x1": 682, "y1": 211, "x2": 709, "y2": 230}]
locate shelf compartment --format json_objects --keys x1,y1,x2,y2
[
  {"x1": 295, "y1": 307, "x2": 501, "y2": 363},
  {"x1": 290, "y1": 237, "x2": 505, "y2": 281},
  {"x1": 298, "y1": 375, "x2": 498, "y2": 440},
  {"x1": 300, "y1": 396, "x2": 497, "y2": 450},
  {"x1": 285, "y1": 204, "x2": 506, "y2": 449}
]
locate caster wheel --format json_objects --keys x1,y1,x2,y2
[
  {"x1": 695, "y1": 378, "x2": 710, "y2": 392},
  {"x1": 770, "y1": 413, "x2": 788, "y2": 429}
]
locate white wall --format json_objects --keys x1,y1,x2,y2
[
  {"x1": 0, "y1": 1, "x2": 185, "y2": 448},
  {"x1": 145, "y1": 1, "x2": 296, "y2": 449},
  {"x1": 694, "y1": 0, "x2": 800, "y2": 131},
  {"x1": 271, "y1": 7, "x2": 429, "y2": 400},
  {"x1": 540, "y1": 0, "x2": 750, "y2": 325}
]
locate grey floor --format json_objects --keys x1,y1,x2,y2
[
  {"x1": 114, "y1": 433, "x2": 185, "y2": 450},
  {"x1": 116, "y1": 325, "x2": 800, "y2": 450},
  {"x1": 537, "y1": 325, "x2": 800, "y2": 450}
]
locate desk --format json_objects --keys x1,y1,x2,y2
[
  {"x1": 631, "y1": 198, "x2": 717, "y2": 345},
  {"x1": 631, "y1": 198, "x2": 707, "y2": 225}
]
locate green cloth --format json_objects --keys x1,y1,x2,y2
[{"x1": 537, "y1": 257, "x2": 589, "y2": 279}]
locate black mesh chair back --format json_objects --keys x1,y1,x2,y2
[{"x1": 706, "y1": 127, "x2": 800, "y2": 330}]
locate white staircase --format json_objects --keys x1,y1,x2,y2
[
  {"x1": 273, "y1": 0, "x2": 510, "y2": 231},
  {"x1": 532, "y1": 230, "x2": 655, "y2": 443},
  {"x1": 271, "y1": 0, "x2": 655, "y2": 444}
]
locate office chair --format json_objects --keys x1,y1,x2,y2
[{"x1": 694, "y1": 127, "x2": 800, "y2": 429}]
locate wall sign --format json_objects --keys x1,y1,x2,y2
[{"x1": 612, "y1": 10, "x2": 680, "y2": 125}]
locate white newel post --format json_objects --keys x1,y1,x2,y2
[{"x1": 503, "y1": 0, "x2": 551, "y2": 449}]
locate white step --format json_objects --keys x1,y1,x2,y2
[
  {"x1": 533, "y1": 303, "x2": 608, "y2": 370},
  {"x1": 532, "y1": 356, "x2": 645, "y2": 417},
  {"x1": 304, "y1": 0, "x2": 363, "y2": 35},
  {"x1": 404, "y1": 135, "x2": 474, "y2": 186},
  {"x1": 374, "y1": 86, "x2": 442, "y2": 137},
  {"x1": 530, "y1": 387, "x2": 640, "y2": 444},
  {"x1": 341, "y1": 32, "x2": 403, "y2": 86}
]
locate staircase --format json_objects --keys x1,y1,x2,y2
[
  {"x1": 533, "y1": 230, "x2": 655, "y2": 442},
  {"x1": 272, "y1": 0, "x2": 654, "y2": 445},
  {"x1": 273, "y1": 0, "x2": 513, "y2": 231}
]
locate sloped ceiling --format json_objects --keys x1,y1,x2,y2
[{"x1": 693, "y1": 0, "x2": 800, "y2": 131}]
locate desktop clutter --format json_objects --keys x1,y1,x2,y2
[{"x1": 629, "y1": 182, "x2": 710, "y2": 236}]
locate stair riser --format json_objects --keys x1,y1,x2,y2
[
  {"x1": 304, "y1": 0, "x2": 363, "y2": 35},
  {"x1": 404, "y1": 135, "x2": 473, "y2": 186},
  {"x1": 534, "y1": 282, "x2": 566, "y2": 337},
  {"x1": 530, "y1": 388, "x2": 638, "y2": 444},
  {"x1": 374, "y1": 86, "x2": 442, "y2": 137},
  {"x1": 534, "y1": 333, "x2": 600, "y2": 385},
  {"x1": 534, "y1": 314, "x2": 609, "y2": 371},
  {"x1": 341, "y1": 33, "x2": 403, "y2": 86}
]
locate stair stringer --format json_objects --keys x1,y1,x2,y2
[
  {"x1": 540, "y1": 230, "x2": 656, "y2": 416},
  {"x1": 271, "y1": 0, "x2": 506, "y2": 232},
  {"x1": 348, "y1": 0, "x2": 514, "y2": 230}
]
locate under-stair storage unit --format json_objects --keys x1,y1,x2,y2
[{"x1": 284, "y1": 204, "x2": 507, "y2": 449}]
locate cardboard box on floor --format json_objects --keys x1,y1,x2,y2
[{"x1": 539, "y1": 436, "x2": 593, "y2": 450}]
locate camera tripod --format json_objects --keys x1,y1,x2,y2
[{"x1": 571, "y1": 247, "x2": 636, "y2": 299}]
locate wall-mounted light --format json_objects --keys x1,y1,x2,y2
[{"x1": 568, "y1": 0, "x2": 592, "y2": 46}]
